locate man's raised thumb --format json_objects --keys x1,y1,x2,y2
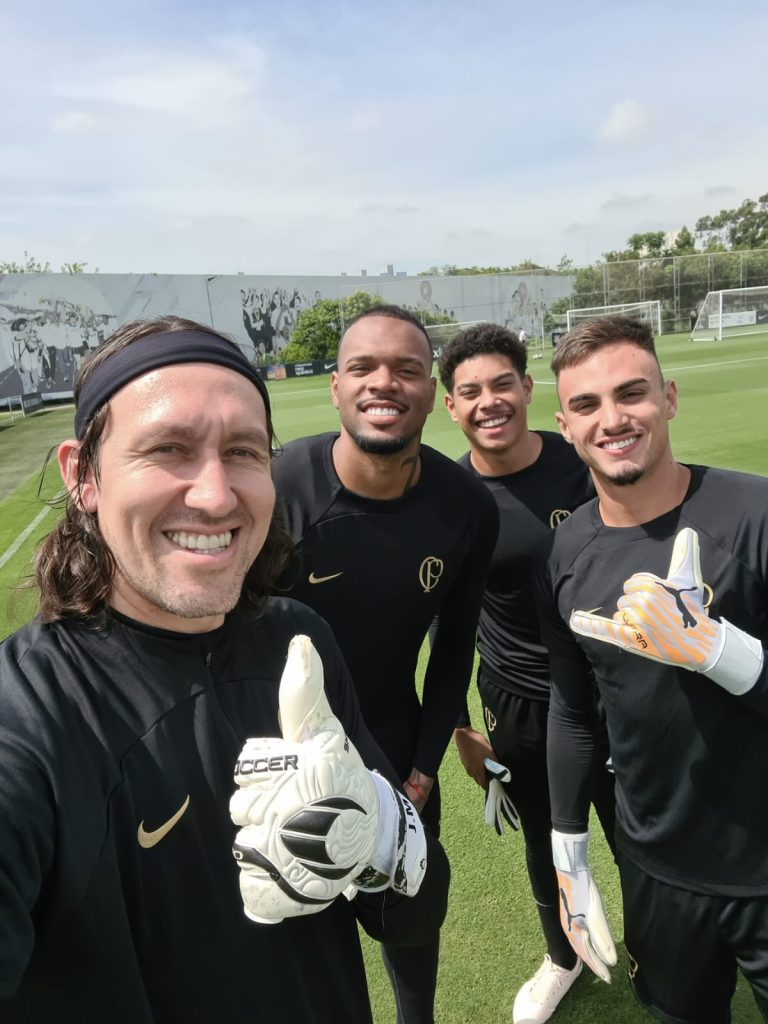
[{"x1": 278, "y1": 635, "x2": 339, "y2": 743}]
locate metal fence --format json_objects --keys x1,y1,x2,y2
[
  {"x1": 339, "y1": 250, "x2": 768, "y2": 340},
  {"x1": 566, "y1": 250, "x2": 768, "y2": 334}
]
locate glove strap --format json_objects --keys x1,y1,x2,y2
[
  {"x1": 551, "y1": 830, "x2": 589, "y2": 873},
  {"x1": 354, "y1": 773, "x2": 425, "y2": 896},
  {"x1": 704, "y1": 618, "x2": 764, "y2": 695}
]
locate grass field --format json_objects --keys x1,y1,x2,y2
[{"x1": 1, "y1": 331, "x2": 767, "y2": 1022}]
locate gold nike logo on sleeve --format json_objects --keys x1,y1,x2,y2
[
  {"x1": 308, "y1": 571, "x2": 343, "y2": 584},
  {"x1": 138, "y1": 794, "x2": 190, "y2": 849}
]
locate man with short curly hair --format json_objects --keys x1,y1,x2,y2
[{"x1": 440, "y1": 322, "x2": 615, "y2": 1024}]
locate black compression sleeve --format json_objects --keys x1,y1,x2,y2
[{"x1": 547, "y1": 652, "x2": 599, "y2": 834}]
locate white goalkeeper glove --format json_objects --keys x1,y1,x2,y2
[
  {"x1": 570, "y1": 527, "x2": 763, "y2": 696},
  {"x1": 483, "y1": 758, "x2": 520, "y2": 835},
  {"x1": 552, "y1": 830, "x2": 616, "y2": 983},
  {"x1": 230, "y1": 635, "x2": 427, "y2": 925}
]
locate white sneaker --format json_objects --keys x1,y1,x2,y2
[{"x1": 512, "y1": 955, "x2": 582, "y2": 1024}]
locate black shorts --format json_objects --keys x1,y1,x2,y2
[
  {"x1": 619, "y1": 855, "x2": 768, "y2": 1023},
  {"x1": 477, "y1": 665, "x2": 615, "y2": 853},
  {"x1": 477, "y1": 667, "x2": 551, "y2": 819}
]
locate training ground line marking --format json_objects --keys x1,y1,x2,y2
[
  {"x1": 532, "y1": 352, "x2": 768, "y2": 387},
  {"x1": 0, "y1": 505, "x2": 53, "y2": 571}
]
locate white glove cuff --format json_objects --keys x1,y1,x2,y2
[
  {"x1": 354, "y1": 772, "x2": 426, "y2": 896},
  {"x1": 704, "y1": 617, "x2": 764, "y2": 695},
  {"x1": 551, "y1": 830, "x2": 590, "y2": 873}
]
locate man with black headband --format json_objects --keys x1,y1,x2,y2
[
  {"x1": 0, "y1": 314, "x2": 447, "y2": 1024},
  {"x1": 273, "y1": 305, "x2": 499, "y2": 1023}
]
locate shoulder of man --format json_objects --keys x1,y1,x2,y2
[
  {"x1": 272, "y1": 433, "x2": 336, "y2": 480},
  {"x1": 455, "y1": 449, "x2": 473, "y2": 472},
  {"x1": 537, "y1": 431, "x2": 595, "y2": 492},
  {"x1": 544, "y1": 494, "x2": 599, "y2": 568},
  {"x1": 0, "y1": 618, "x2": 99, "y2": 736},
  {"x1": 682, "y1": 464, "x2": 768, "y2": 542},
  {"x1": 538, "y1": 430, "x2": 586, "y2": 465},
  {"x1": 272, "y1": 433, "x2": 340, "y2": 532},
  {"x1": 687, "y1": 463, "x2": 768, "y2": 500},
  {"x1": 421, "y1": 444, "x2": 498, "y2": 514},
  {"x1": 422, "y1": 443, "x2": 485, "y2": 489}
]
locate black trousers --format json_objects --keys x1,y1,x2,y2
[
  {"x1": 371, "y1": 718, "x2": 444, "y2": 1024},
  {"x1": 477, "y1": 664, "x2": 616, "y2": 969}
]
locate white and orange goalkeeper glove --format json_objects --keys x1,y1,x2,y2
[
  {"x1": 230, "y1": 635, "x2": 426, "y2": 924},
  {"x1": 570, "y1": 527, "x2": 763, "y2": 696},
  {"x1": 552, "y1": 830, "x2": 616, "y2": 983}
]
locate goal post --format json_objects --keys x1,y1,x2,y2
[
  {"x1": 691, "y1": 286, "x2": 768, "y2": 342},
  {"x1": 424, "y1": 320, "x2": 486, "y2": 359},
  {"x1": 566, "y1": 300, "x2": 662, "y2": 336}
]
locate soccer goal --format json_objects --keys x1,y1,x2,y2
[
  {"x1": 566, "y1": 300, "x2": 662, "y2": 336},
  {"x1": 690, "y1": 286, "x2": 768, "y2": 342},
  {"x1": 425, "y1": 320, "x2": 486, "y2": 359}
]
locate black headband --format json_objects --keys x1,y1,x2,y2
[{"x1": 74, "y1": 330, "x2": 271, "y2": 439}]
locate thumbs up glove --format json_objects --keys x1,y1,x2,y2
[
  {"x1": 552, "y1": 830, "x2": 616, "y2": 983},
  {"x1": 570, "y1": 528, "x2": 763, "y2": 696},
  {"x1": 230, "y1": 635, "x2": 427, "y2": 924},
  {"x1": 483, "y1": 758, "x2": 520, "y2": 835}
]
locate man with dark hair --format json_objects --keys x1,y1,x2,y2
[
  {"x1": 273, "y1": 304, "x2": 499, "y2": 1024},
  {"x1": 439, "y1": 322, "x2": 615, "y2": 1024},
  {"x1": 537, "y1": 314, "x2": 768, "y2": 1022},
  {"x1": 0, "y1": 314, "x2": 447, "y2": 1024}
]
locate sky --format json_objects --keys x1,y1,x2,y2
[{"x1": 2, "y1": 0, "x2": 767, "y2": 278}]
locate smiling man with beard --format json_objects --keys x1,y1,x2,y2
[
  {"x1": 0, "y1": 314, "x2": 449, "y2": 1024},
  {"x1": 536, "y1": 315, "x2": 768, "y2": 1023},
  {"x1": 273, "y1": 305, "x2": 499, "y2": 1024}
]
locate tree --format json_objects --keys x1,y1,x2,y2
[
  {"x1": 696, "y1": 193, "x2": 768, "y2": 251},
  {"x1": 673, "y1": 226, "x2": 696, "y2": 255},
  {"x1": 417, "y1": 261, "x2": 563, "y2": 276},
  {"x1": 626, "y1": 232, "x2": 669, "y2": 258},
  {"x1": 0, "y1": 252, "x2": 93, "y2": 273},
  {"x1": 281, "y1": 291, "x2": 384, "y2": 362},
  {"x1": 0, "y1": 252, "x2": 52, "y2": 273}
]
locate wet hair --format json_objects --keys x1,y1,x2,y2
[
  {"x1": 438, "y1": 323, "x2": 525, "y2": 392},
  {"x1": 35, "y1": 315, "x2": 293, "y2": 622},
  {"x1": 551, "y1": 315, "x2": 660, "y2": 379}
]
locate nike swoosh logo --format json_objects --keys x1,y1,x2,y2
[
  {"x1": 138, "y1": 794, "x2": 190, "y2": 849},
  {"x1": 308, "y1": 571, "x2": 343, "y2": 584}
]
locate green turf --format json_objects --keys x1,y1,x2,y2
[{"x1": 0, "y1": 335, "x2": 766, "y2": 1021}]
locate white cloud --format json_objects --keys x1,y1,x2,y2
[
  {"x1": 53, "y1": 49, "x2": 264, "y2": 118},
  {"x1": 3, "y1": 2, "x2": 768, "y2": 276},
  {"x1": 51, "y1": 110, "x2": 97, "y2": 134},
  {"x1": 597, "y1": 100, "x2": 654, "y2": 143}
]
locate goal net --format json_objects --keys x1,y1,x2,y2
[
  {"x1": 566, "y1": 300, "x2": 662, "y2": 336},
  {"x1": 425, "y1": 320, "x2": 485, "y2": 358},
  {"x1": 690, "y1": 286, "x2": 768, "y2": 341}
]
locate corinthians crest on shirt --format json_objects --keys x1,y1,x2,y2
[
  {"x1": 549, "y1": 509, "x2": 572, "y2": 528},
  {"x1": 419, "y1": 556, "x2": 444, "y2": 594}
]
